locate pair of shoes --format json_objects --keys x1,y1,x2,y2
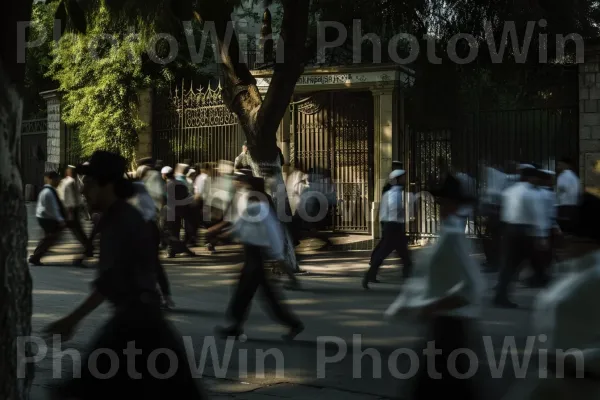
[
  {"x1": 362, "y1": 275, "x2": 370, "y2": 290},
  {"x1": 28, "y1": 257, "x2": 43, "y2": 266},
  {"x1": 282, "y1": 323, "x2": 304, "y2": 342}
]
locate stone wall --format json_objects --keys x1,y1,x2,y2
[
  {"x1": 136, "y1": 88, "x2": 153, "y2": 160},
  {"x1": 45, "y1": 95, "x2": 62, "y2": 171},
  {"x1": 579, "y1": 47, "x2": 600, "y2": 187}
]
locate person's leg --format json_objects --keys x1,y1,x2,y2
[
  {"x1": 494, "y1": 227, "x2": 527, "y2": 307},
  {"x1": 66, "y1": 207, "x2": 89, "y2": 247},
  {"x1": 218, "y1": 247, "x2": 262, "y2": 337},
  {"x1": 364, "y1": 224, "x2": 396, "y2": 288},
  {"x1": 30, "y1": 219, "x2": 61, "y2": 264},
  {"x1": 394, "y1": 228, "x2": 413, "y2": 279}
]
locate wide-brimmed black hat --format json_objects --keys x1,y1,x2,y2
[
  {"x1": 430, "y1": 174, "x2": 476, "y2": 203},
  {"x1": 77, "y1": 151, "x2": 127, "y2": 184},
  {"x1": 137, "y1": 157, "x2": 154, "y2": 167}
]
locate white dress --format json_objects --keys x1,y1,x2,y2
[{"x1": 503, "y1": 250, "x2": 600, "y2": 400}]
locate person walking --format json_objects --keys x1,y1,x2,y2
[
  {"x1": 556, "y1": 157, "x2": 581, "y2": 233},
  {"x1": 384, "y1": 174, "x2": 485, "y2": 400},
  {"x1": 44, "y1": 151, "x2": 206, "y2": 400},
  {"x1": 363, "y1": 169, "x2": 413, "y2": 289},
  {"x1": 29, "y1": 171, "x2": 67, "y2": 265},
  {"x1": 494, "y1": 165, "x2": 546, "y2": 308},
  {"x1": 213, "y1": 171, "x2": 304, "y2": 341},
  {"x1": 58, "y1": 165, "x2": 90, "y2": 265}
]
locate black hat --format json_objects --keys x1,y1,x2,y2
[
  {"x1": 77, "y1": 151, "x2": 127, "y2": 184},
  {"x1": 137, "y1": 157, "x2": 154, "y2": 167},
  {"x1": 430, "y1": 175, "x2": 475, "y2": 203}
]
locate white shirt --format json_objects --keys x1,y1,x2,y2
[
  {"x1": 501, "y1": 181, "x2": 545, "y2": 236},
  {"x1": 129, "y1": 182, "x2": 157, "y2": 222},
  {"x1": 194, "y1": 173, "x2": 208, "y2": 196},
  {"x1": 379, "y1": 185, "x2": 404, "y2": 223},
  {"x1": 556, "y1": 169, "x2": 581, "y2": 206},
  {"x1": 232, "y1": 201, "x2": 285, "y2": 261},
  {"x1": 36, "y1": 185, "x2": 65, "y2": 222},
  {"x1": 57, "y1": 176, "x2": 79, "y2": 209},
  {"x1": 482, "y1": 167, "x2": 507, "y2": 205},
  {"x1": 539, "y1": 187, "x2": 558, "y2": 234},
  {"x1": 385, "y1": 214, "x2": 484, "y2": 320}
]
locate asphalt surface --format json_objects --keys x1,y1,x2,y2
[{"x1": 25, "y1": 205, "x2": 555, "y2": 399}]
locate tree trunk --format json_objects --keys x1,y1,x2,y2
[
  {"x1": 1, "y1": 2, "x2": 35, "y2": 398},
  {"x1": 0, "y1": 63, "x2": 34, "y2": 400},
  {"x1": 197, "y1": 1, "x2": 310, "y2": 272}
]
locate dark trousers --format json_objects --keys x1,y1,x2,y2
[
  {"x1": 495, "y1": 224, "x2": 536, "y2": 301},
  {"x1": 31, "y1": 218, "x2": 62, "y2": 261},
  {"x1": 481, "y1": 206, "x2": 502, "y2": 271},
  {"x1": 367, "y1": 222, "x2": 413, "y2": 280},
  {"x1": 412, "y1": 315, "x2": 481, "y2": 399},
  {"x1": 227, "y1": 245, "x2": 301, "y2": 329},
  {"x1": 557, "y1": 205, "x2": 578, "y2": 233},
  {"x1": 150, "y1": 221, "x2": 170, "y2": 296},
  {"x1": 66, "y1": 207, "x2": 89, "y2": 247},
  {"x1": 166, "y1": 215, "x2": 192, "y2": 255}
]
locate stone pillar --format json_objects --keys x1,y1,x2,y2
[
  {"x1": 579, "y1": 47, "x2": 600, "y2": 188},
  {"x1": 371, "y1": 89, "x2": 395, "y2": 238},
  {"x1": 40, "y1": 90, "x2": 64, "y2": 172},
  {"x1": 137, "y1": 88, "x2": 153, "y2": 161}
]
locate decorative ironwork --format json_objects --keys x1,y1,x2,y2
[
  {"x1": 153, "y1": 82, "x2": 245, "y2": 167},
  {"x1": 21, "y1": 118, "x2": 47, "y2": 136},
  {"x1": 293, "y1": 91, "x2": 373, "y2": 233}
]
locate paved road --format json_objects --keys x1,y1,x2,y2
[{"x1": 25, "y1": 205, "x2": 552, "y2": 399}]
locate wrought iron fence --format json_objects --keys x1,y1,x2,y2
[
  {"x1": 404, "y1": 106, "x2": 579, "y2": 239},
  {"x1": 152, "y1": 83, "x2": 245, "y2": 168}
]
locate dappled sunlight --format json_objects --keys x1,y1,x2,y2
[
  {"x1": 295, "y1": 310, "x2": 328, "y2": 317},
  {"x1": 32, "y1": 312, "x2": 62, "y2": 321},
  {"x1": 343, "y1": 309, "x2": 381, "y2": 315},
  {"x1": 284, "y1": 298, "x2": 320, "y2": 305},
  {"x1": 33, "y1": 289, "x2": 86, "y2": 296},
  {"x1": 341, "y1": 320, "x2": 386, "y2": 328}
]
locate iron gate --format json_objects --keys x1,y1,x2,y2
[
  {"x1": 403, "y1": 107, "x2": 579, "y2": 239},
  {"x1": 153, "y1": 83, "x2": 245, "y2": 167},
  {"x1": 291, "y1": 91, "x2": 374, "y2": 233}
]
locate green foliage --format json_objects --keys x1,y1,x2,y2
[
  {"x1": 48, "y1": 3, "x2": 149, "y2": 161},
  {"x1": 42, "y1": 0, "x2": 211, "y2": 162},
  {"x1": 24, "y1": 3, "x2": 58, "y2": 117}
]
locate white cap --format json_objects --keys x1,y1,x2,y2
[
  {"x1": 67, "y1": 165, "x2": 76, "y2": 169},
  {"x1": 539, "y1": 169, "x2": 556, "y2": 175},
  {"x1": 518, "y1": 164, "x2": 535, "y2": 170},
  {"x1": 186, "y1": 169, "x2": 196, "y2": 177},
  {"x1": 161, "y1": 166, "x2": 173, "y2": 174},
  {"x1": 389, "y1": 170, "x2": 406, "y2": 180}
]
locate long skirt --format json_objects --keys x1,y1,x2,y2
[
  {"x1": 50, "y1": 303, "x2": 207, "y2": 400},
  {"x1": 402, "y1": 314, "x2": 485, "y2": 400}
]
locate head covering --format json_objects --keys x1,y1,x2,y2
[
  {"x1": 430, "y1": 174, "x2": 475, "y2": 203},
  {"x1": 77, "y1": 151, "x2": 127, "y2": 184},
  {"x1": 389, "y1": 170, "x2": 406, "y2": 180},
  {"x1": 161, "y1": 166, "x2": 173, "y2": 175},
  {"x1": 518, "y1": 163, "x2": 535, "y2": 171},
  {"x1": 175, "y1": 163, "x2": 189, "y2": 176},
  {"x1": 186, "y1": 169, "x2": 196, "y2": 177},
  {"x1": 137, "y1": 157, "x2": 154, "y2": 167},
  {"x1": 67, "y1": 165, "x2": 76, "y2": 169},
  {"x1": 539, "y1": 169, "x2": 556, "y2": 176}
]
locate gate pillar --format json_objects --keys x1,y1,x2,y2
[
  {"x1": 371, "y1": 89, "x2": 395, "y2": 239},
  {"x1": 40, "y1": 90, "x2": 65, "y2": 172},
  {"x1": 136, "y1": 88, "x2": 153, "y2": 161},
  {"x1": 278, "y1": 107, "x2": 291, "y2": 179}
]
